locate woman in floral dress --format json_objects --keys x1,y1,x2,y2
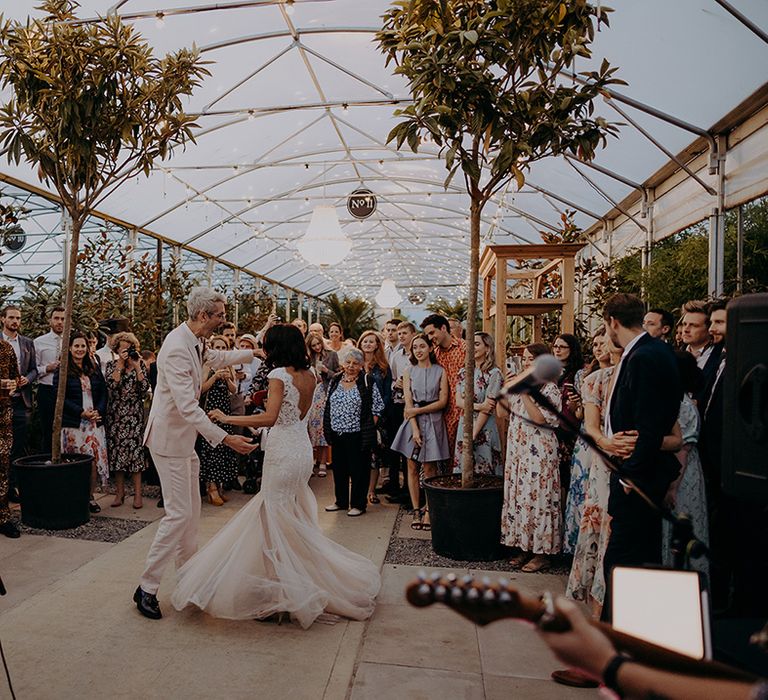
[
  {"x1": 55, "y1": 331, "x2": 109, "y2": 513},
  {"x1": 662, "y1": 351, "x2": 709, "y2": 577},
  {"x1": 196, "y1": 336, "x2": 239, "y2": 506},
  {"x1": 453, "y1": 332, "x2": 503, "y2": 477},
  {"x1": 498, "y1": 343, "x2": 562, "y2": 573},
  {"x1": 563, "y1": 332, "x2": 606, "y2": 553},
  {"x1": 105, "y1": 332, "x2": 150, "y2": 509},
  {"x1": 306, "y1": 332, "x2": 339, "y2": 477}
]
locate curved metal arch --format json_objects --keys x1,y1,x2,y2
[{"x1": 200, "y1": 27, "x2": 380, "y2": 54}]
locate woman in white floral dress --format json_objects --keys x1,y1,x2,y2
[{"x1": 498, "y1": 343, "x2": 562, "y2": 573}]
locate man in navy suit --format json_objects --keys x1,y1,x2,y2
[
  {"x1": 2, "y1": 306, "x2": 37, "y2": 501},
  {"x1": 600, "y1": 294, "x2": 682, "y2": 621}
]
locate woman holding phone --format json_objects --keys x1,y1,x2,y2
[{"x1": 390, "y1": 333, "x2": 449, "y2": 531}]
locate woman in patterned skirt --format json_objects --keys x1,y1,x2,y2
[
  {"x1": 105, "y1": 332, "x2": 150, "y2": 509},
  {"x1": 306, "y1": 332, "x2": 339, "y2": 477},
  {"x1": 453, "y1": 332, "x2": 503, "y2": 477},
  {"x1": 55, "y1": 331, "x2": 109, "y2": 514},
  {"x1": 197, "y1": 335, "x2": 239, "y2": 506},
  {"x1": 498, "y1": 342, "x2": 562, "y2": 573}
]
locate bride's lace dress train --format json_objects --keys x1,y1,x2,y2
[{"x1": 171, "y1": 368, "x2": 381, "y2": 628}]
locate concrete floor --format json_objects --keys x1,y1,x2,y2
[{"x1": 0, "y1": 478, "x2": 599, "y2": 699}]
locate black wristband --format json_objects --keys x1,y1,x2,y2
[{"x1": 602, "y1": 654, "x2": 630, "y2": 697}]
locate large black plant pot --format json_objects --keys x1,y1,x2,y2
[
  {"x1": 14, "y1": 453, "x2": 93, "y2": 530},
  {"x1": 423, "y1": 474, "x2": 505, "y2": 561}
]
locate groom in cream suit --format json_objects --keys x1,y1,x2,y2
[{"x1": 135, "y1": 287, "x2": 257, "y2": 620}]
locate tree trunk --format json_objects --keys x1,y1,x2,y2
[
  {"x1": 461, "y1": 197, "x2": 483, "y2": 488},
  {"x1": 51, "y1": 214, "x2": 82, "y2": 462}
]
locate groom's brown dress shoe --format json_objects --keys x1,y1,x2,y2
[{"x1": 134, "y1": 586, "x2": 162, "y2": 620}]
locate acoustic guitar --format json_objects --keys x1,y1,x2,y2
[{"x1": 406, "y1": 572, "x2": 757, "y2": 683}]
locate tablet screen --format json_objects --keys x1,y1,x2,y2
[{"x1": 612, "y1": 567, "x2": 709, "y2": 659}]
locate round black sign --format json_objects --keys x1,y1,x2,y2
[
  {"x1": 3, "y1": 224, "x2": 25, "y2": 252},
  {"x1": 347, "y1": 188, "x2": 377, "y2": 220}
]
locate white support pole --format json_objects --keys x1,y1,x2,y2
[
  {"x1": 127, "y1": 228, "x2": 138, "y2": 320},
  {"x1": 206, "y1": 258, "x2": 215, "y2": 288},
  {"x1": 298, "y1": 293, "x2": 304, "y2": 322},
  {"x1": 172, "y1": 246, "x2": 182, "y2": 327},
  {"x1": 708, "y1": 135, "x2": 727, "y2": 297},
  {"x1": 61, "y1": 209, "x2": 72, "y2": 282},
  {"x1": 233, "y1": 268, "x2": 241, "y2": 329},
  {"x1": 285, "y1": 289, "x2": 293, "y2": 322},
  {"x1": 736, "y1": 204, "x2": 744, "y2": 294}
]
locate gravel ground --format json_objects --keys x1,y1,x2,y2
[
  {"x1": 13, "y1": 515, "x2": 150, "y2": 544},
  {"x1": 384, "y1": 507, "x2": 570, "y2": 575}
]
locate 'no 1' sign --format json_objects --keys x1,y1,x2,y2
[{"x1": 347, "y1": 189, "x2": 377, "y2": 220}]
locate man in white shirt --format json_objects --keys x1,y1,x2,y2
[
  {"x1": 94, "y1": 318, "x2": 130, "y2": 370},
  {"x1": 135, "y1": 287, "x2": 258, "y2": 620},
  {"x1": 33, "y1": 306, "x2": 65, "y2": 454},
  {"x1": 681, "y1": 300, "x2": 713, "y2": 369},
  {"x1": 383, "y1": 318, "x2": 401, "y2": 362},
  {"x1": 383, "y1": 321, "x2": 416, "y2": 501},
  {"x1": 2, "y1": 305, "x2": 37, "y2": 502}
]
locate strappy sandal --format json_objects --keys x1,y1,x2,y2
[
  {"x1": 521, "y1": 554, "x2": 551, "y2": 573},
  {"x1": 368, "y1": 493, "x2": 380, "y2": 504},
  {"x1": 410, "y1": 509, "x2": 423, "y2": 530},
  {"x1": 421, "y1": 508, "x2": 431, "y2": 531},
  {"x1": 509, "y1": 552, "x2": 531, "y2": 568}
]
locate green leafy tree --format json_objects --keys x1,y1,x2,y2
[
  {"x1": 426, "y1": 296, "x2": 475, "y2": 322},
  {"x1": 0, "y1": 0, "x2": 209, "y2": 460},
  {"x1": 325, "y1": 293, "x2": 377, "y2": 339},
  {"x1": 377, "y1": 0, "x2": 621, "y2": 486}
]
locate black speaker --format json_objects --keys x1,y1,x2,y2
[{"x1": 722, "y1": 293, "x2": 768, "y2": 503}]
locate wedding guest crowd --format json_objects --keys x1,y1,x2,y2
[{"x1": 0, "y1": 287, "x2": 750, "y2": 646}]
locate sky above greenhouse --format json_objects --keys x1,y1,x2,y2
[{"x1": 1, "y1": 0, "x2": 767, "y2": 310}]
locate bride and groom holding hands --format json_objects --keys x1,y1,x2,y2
[{"x1": 134, "y1": 287, "x2": 380, "y2": 627}]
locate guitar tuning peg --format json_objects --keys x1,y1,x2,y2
[
  {"x1": 461, "y1": 575, "x2": 474, "y2": 586},
  {"x1": 417, "y1": 571, "x2": 427, "y2": 582},
  {"x1": 450, "y1": 586, "x2": 464, "y2": 603},
  {"x1": 429, "y1": 572, "x2": 442, "y2": 583},
  {"x1": 466, "y1": 587, "x2": 480, "y2": 603},
  {"x1": 498, "y1": 577, "x2": 510, "y2": 589},
  {"x1": 481, "y1": 576, "x2": 492, "y2": 587},
  {"x1": 445, "y1": 573, "x2": 458, "y2": 583},
  {"x1": 482, "y1": 589, "x2": 496, "y2": 605},
  {"x1": 499, "y1": 590, "x2": 512, "y2": 604},
  {"x1": 434, "y1": 585, "x2": 447, "y2": 602},
  {"x1": 417, "y1": 583, "x2": 432, "y2": 601}
]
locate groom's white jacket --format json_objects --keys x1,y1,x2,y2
[{"x1": 144, "y1": 322, "x2": 254, "y2": 457}]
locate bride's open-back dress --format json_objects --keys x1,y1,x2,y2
[{"x1": 171, "y1": 367, "x2": 381, "y2": 628}]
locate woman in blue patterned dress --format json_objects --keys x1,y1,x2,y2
[
  {"x1": 453, "y1": 332, "x2": 503, "y2": 477},
  {"x1": 322, "y1": 349, "x2": 384, "y2": 517},
  {"x1": 563, "y1": 332, "x2": 604, "y2": 553}
]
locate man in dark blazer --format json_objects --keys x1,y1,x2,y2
[
  {"x1": 2, "y1": 306, "x2": 37, "y2": 500},
  {"x1": 601, "y1": 294, "x2": 682, "y2": 621}
]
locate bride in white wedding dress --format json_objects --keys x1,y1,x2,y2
[{"x1": 171, "y1": 325, "x2": 381, "y2": 628}]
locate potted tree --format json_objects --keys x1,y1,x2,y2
[
  {"x1": 377, "y1": 0, "x2": 622, "y2": 559},
  {"x1": 0, "y1": 0, "x2": 208, "y2": 529}
]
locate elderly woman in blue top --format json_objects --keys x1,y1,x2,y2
[{"x1": 322, "y1": 348, "x2": 384, "y2": 517}]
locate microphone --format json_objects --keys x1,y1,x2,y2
[{"x1": 497, "y1": 354, "x2": 562, "y2": 399}]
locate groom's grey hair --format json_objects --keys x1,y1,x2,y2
[{"x1": 187, "y1": 287, "x2": 227, "y2": 320}]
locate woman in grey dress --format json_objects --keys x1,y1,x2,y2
[{"x1": 391, "y1": 333, "x2": 449, "y2": 530}]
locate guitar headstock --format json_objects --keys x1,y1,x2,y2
[{"x1": 405, "y1": 571, "x2": 554, "y2": 627}]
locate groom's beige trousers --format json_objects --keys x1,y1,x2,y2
[{"x1": 139, "y1": 450, "x2": 201, "y2": 595}]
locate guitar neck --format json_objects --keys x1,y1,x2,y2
[{"x1": 407, "y1": 573, "x2": 757, "y2": 683}]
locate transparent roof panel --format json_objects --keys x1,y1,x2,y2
[{"x1": 1, "y1": 0, "x2": 767, "y2": 309}]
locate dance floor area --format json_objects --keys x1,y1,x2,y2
[{"x1": 0, "y1": 478, "x2": 596, "y2": 699}]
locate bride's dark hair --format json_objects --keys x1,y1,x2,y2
[{"x1": 263, "y1": 324, "x2": 310, "y2": 370}]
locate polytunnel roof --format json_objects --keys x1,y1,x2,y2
[{"x1": 1, "y1": 0, "x2": 768, "y2": 308}]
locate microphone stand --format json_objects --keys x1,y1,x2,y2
[{"x1": 514, "y1": 384, "x2": 709, "y2": 571}]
